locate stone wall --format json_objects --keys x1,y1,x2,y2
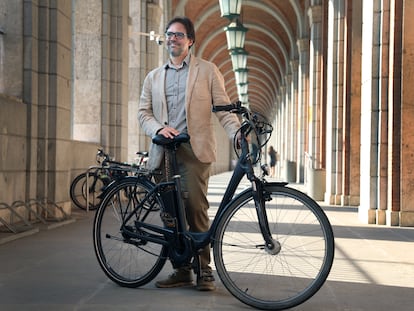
[
  {"x1": 0, "y1": 0, "x2": 130, "y2": 230},
  {"x1": 0, "y1": 0, "x2": 26, "y2": 206}
]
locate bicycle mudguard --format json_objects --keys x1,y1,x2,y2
[{"x1": 263, "y1": 181, "x2": 288, "y2": 187}]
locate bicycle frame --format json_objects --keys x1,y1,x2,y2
[
  {"x1": 121, "y1": 121, "x2": 280, "y2": 268},
  {"x1": 94, "y1": 102, "x2": 335, "y2": 310}
]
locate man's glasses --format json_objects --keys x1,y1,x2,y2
[{"x1": 165, "y1": 31, "x2": 187, "y2": 40}]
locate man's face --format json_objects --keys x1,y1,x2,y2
[{"x1": 166, "y1": 22, "x2": 193, "y2": 58}]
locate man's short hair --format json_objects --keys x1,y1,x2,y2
[{"x1": 165, "y1": 16, "x2": 195, "y2": 48}]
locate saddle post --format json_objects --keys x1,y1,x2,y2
[
  {"x1": 152, "y1": 133, "x2": 194, "y2": 268},
  {"x1": 165, "y1": 142, "x2": 188, "y2": 230},
  {"x1": 153, "y1": 134, "x2": 190, "y2": 233},
  {"x1": 163, "y1": 147, "x2": 175, "y2": 181}
]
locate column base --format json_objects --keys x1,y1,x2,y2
[
  {"x1": 376, "y1": 209, "x2": 387, "y2": 225},
  {"x1": 361, "y1": 210, "x2": 414, "y2": 227},
  {"x1": 358, "y1": 206, "x2": 377, "y2": 224},
  {"x1": 340, "y1": 194, "x2": 360, "y2": 206},
  {"x1": 385, "y1": 210, "x2": 400, "y2": 226},
  {"x1": 400, "y1": 211, "x2": 414, "y2": 227},
  {"x1": 284, "y1": 160, "x2": 297, "y2": 182},
  {"x1": 307, "y1": 167, "x2": 325, "y2": 201}
]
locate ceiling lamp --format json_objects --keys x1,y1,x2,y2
[
  {"x1": 224, "y1": 19, "x2": 248, "y2": 50},
  {"x1": 230, "y1": 48, "x2": 248, "y2": 71},
  {"x1": 237, "y1": 82, "x2": 248, "y2": 95},
  {"x1": 219, "y1": 0, "x2": 243, "y2": 19},
  {"x1": 239, "y1": 93, "x2": 249, "y2": 104},
  {"x1": 235, "y1": 68, "x2": 248, "y2": 85}
]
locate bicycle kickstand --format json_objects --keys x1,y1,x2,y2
[{"x1": 191, "y1": 252, "x2": 202, "y2": 279}]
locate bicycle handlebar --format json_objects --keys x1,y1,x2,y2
[
  {"x1": 212, "y1": 101, "x2": 246, "y2": 114},
  {"x1": 212, "y1": 101, "x2": 272, "y2": 136},
  {"x1": 213, "y1": 101, "x2": 274, "y2": 165}
]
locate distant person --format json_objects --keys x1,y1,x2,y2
[{"x1": 268, "y1": 146, "x2": 277, "y2": 177}]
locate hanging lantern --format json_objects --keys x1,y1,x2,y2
[
  {"x1": 237, "y1": 82, "x2": 248, "y2": 95},
  {"x1": 234, "y1": 68, "x2": 248, "y2": 85},
  {"x1": 219, "y1": 0, "x2": 243, "y2": 20},
  {"x1": 239, "y1": 93, "x2": 249, "y2": 104},
  {"x1": 230, "y1": 48, "x2": 248, "y2": 71},
  {"x1": 224, "y1": 19, "x2": 248, "y2": 50}
]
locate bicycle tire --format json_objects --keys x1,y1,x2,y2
[
  {"x1": 93, "y1": 177, "x2": 168, "y2": 288},
  {"x1": 213, "y1": 184, "x2": 334, "y2": 310},
  {"x1": 69, "y1": 172, "x2": 104, "y2": 210}
]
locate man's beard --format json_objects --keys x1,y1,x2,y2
[{"x1": 167, "y1": 44, "x2": 183, "y2": 57}]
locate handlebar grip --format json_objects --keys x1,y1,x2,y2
[{"x1": 212, "y1": 101, "x2": 242, "y2": 112}]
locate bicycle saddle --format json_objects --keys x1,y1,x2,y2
[{"x1": 152, "y1": 133, "x2": 190, "y2": 148}]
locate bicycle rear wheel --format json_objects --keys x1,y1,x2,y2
[
  {"x1": 93, "y1": 177, "x2": 168, "y2": 287},
  {"x1": 213, "y1": 184, "x2": 334, "y2": 310},
  {"x1": 69, "y1": 172, "x2": 104, "y2": 210}
]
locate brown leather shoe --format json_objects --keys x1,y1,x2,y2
[
  {"x1": 155, "y1": 268, "x2": 194, "y2": 288},
  {"x1": 196, "y1": 268, "x2": 216, "y2": 291}
]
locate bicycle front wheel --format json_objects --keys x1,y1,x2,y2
[
  {"x1": 213, "y1": 184, "x2": 334, "y2": 310},
  {"x1": 93, "y1": 177, "x2": 168, "y2": 288}
]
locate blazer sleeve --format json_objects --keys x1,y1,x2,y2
[
  {"x1": 138, "y1": 70, "x2": 165, "y2": 137},
  {"x1": 210, "y1": 64, "x2": 241, "y2": 139}
]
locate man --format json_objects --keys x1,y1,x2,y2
[{"x1": 138, "y1": 16, "x2": 240, "y2": 291}]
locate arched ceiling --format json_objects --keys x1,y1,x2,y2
[{"x1": 172, "y1": 0, "x2": 307, "y2": 120}]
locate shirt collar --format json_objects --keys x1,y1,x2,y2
[{"x1": 165, "y1": 53, "x2": 191, "y2": 70}]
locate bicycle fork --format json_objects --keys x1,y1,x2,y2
[{"x1": 252, "y1": 180, "x2": 281, "y2": 255}]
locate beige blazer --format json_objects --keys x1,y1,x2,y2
[{"x1": 138, "y1": 55, "x2": 240, "y2": 170}]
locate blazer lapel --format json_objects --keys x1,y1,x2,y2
[
  {"x1": 159, "y1": 67, "x2": 168, "y2": 119},
  {"x1": 186, "y1": 56, "x2": 199, "y2": 110}
]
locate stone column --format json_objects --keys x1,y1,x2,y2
[
  {"x1": 285, "y1": 74, "x2": 293, "y2": 161},
  {"x1": 400, "y1": 0, "x2": 414, "y2": 226},
  {"x1": 307, "y1": 4, "x2": 325, "y2": 200},
  {"x1": 290, "y1": 60, "x2": 299, "y2": 182},
  {"x1": 376, "y1": 0, "x2": 391, "y2": 224},
  {"x1": 128, "y1": 1, "x2": 164, "y2": 162},
  {"x1": 386, "y1": 0, "x2": 402, "y2": 225},
  {"x1": 72, "y1": 0, "x2": 102, "y2": 143},
  {"x1": 325, "y1": 0, "x2": 346, "y2": 205},
  {"x1": 284, "y1": 74, "x2": 297, "y2": 182},
  {"x1": 22, "y1": 0, "x2": 72, "y2": 205},
  {"x1": 275, "y1": 94, "x2": 282, "y2": 177},
  {"x1": 100, "y1": 0, "x2": 130, "y2": 160},
  {"x1": 128, "y1": 0, "x2": 143, "y2": 162},
  {"x1": 359, "y1": 0, "x2": 381, "y2": 224},
  {"x1": 296, "y1": 38, "x2": 309, "y2": 183},
  {"x1": 279, "y1": 84, "x2": 287, "y2": 178},
  {"x1": 342, "y1": 0, "x2": 362, "y2": 207}
]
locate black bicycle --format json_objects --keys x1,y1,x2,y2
[
  {"x1": 70, "y1": 149, "x2": 148, "y2": 211},
  {"x1": 93, "y1": 102, "x2": 335, "y2": 310}
]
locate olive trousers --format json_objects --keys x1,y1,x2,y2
[{"x1": 158, "y1": 142, "x2": 212, "y2": 270}]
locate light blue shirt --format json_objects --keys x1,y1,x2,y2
[{"x1": 164, "y1": 54, "x2": 191, "y2": 133}]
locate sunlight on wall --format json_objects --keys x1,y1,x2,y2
[{"x1": 71, "y1": 0, "x2": 102, "y2": 143}]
